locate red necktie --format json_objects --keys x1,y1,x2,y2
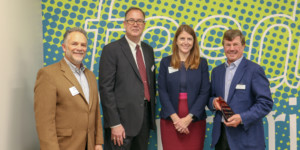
[{"x1": 136, "y1": 45, "x2": 150, "y2": 102}]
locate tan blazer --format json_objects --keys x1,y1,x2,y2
[{"x1": 34, "y1": 59, "x2": 103, "y2": 150}]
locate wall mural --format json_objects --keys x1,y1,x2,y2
[{"x1": 41, "y1": 0, "x2": 300, "y2": 149}]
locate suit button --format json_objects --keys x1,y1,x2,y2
[{"x1": 141, "y1": 103, "x2": 143, "y2": 107}]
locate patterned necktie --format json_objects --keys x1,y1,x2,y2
[{"x1": 136, "y1": 45, "x2": 150, "y2": 102}]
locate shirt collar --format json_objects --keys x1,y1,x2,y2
[
  {"x1": 225, "y1": 56, "x2": 243, "y2": 68},
  {"x1": 125, "y1": 35, "x2": 142, "y2": 50},
  {"x1": 64, "y1": 57, "x2": 85, "y2": 74}
]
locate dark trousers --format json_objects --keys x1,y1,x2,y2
[
  {"x1": 104, "y1": 101, "x2": 150, "y2": 150},
  {"x1": 215, "y1": 123, "x2": 231, "y2": 150}
]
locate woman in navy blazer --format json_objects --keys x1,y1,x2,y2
[{"x1": 158, "y1": 24, "x2": 210, "y2": 150}]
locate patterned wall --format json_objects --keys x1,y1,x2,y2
[{"x1": 41, "y1": 0, "x2": 300, "y2": 149}]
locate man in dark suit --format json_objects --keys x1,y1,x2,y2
[
  {"x1": 208, "y1": 29, "x2": 273, "y2": 150},
  {"x1": 98, "y1": 7, "x2": 156, "y2": 150}
]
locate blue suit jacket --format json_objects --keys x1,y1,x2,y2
[
  {"x1": 158, "y1": 56, "x2": 210, "y2": 121},
  {"x1": 208, "y1": 57, "x2": 273, "y2": 150}
]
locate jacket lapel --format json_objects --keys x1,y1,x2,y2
[
  {"x1": 84, "y1": 71, "x2": 93, "y2": 110},
  {"x1": 60, "y1": 59, "x2": 88, "y2": 105},
  {"x1": 218, "y1": 64, "x2": 226, "y2": 99},
  {"x1": 119, "y1": 37, "x2": 142, "y2": 81},
  {"x1": 141, "y1": 42, "x2": 152, "y2": 85},
  {"x1": 227, "y1": 57, "x2": 247, "y2": 104}
]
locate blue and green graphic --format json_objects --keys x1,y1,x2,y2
[{"x1": 41, "y1": 0, "x2": 300, "y2": 149}]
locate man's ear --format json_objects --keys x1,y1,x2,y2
[
  {"x1": 123, "y1": 21, "x2": 126, "y2": 29},
  {"x1": 242, "y1": 44, "x2": 246, "y2": 50},
  {"x1": 62, "y1": 43, "x2": 66, "y2": 52}
]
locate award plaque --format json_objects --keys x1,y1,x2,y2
[{"x1": 217, "y1": 96, "x2": 235, "y2": 122}]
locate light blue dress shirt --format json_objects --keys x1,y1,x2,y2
[
  {"x1": 224, "y1": 57, "x2": 243, "y2": 102},
  {"x1": 221, "y1": 57, "x2": 243, "y2": 122},
  {"x1": 64, "y1": 57, "x2": 90, "y2": 104}
]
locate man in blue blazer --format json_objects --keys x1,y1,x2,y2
[{"x1": 208, "y1": 29, "x2": 273, "y2": 150}]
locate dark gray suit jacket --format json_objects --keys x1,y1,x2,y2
[{"x1": 99, "y1": 36, "x2": 156, "y2": 136}]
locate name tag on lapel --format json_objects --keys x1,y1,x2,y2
[
  {"x1": 236, "y1": 84, "x2": 246, "y2": 90},
  {"x1": 69, "y1": 86, "x2": 79, "y2": 96},
  {"x1": 168, "y1": 67, "x2": 178, "y2": 74}
]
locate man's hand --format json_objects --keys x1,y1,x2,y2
[
  {"x1": 111, "y1": 125, "x2": 126, "y2": 146},
  {"x1": 224, "y1": 114, "x2": 242, "y2": 127},
  {"x1": 213, "y1": 97, "x2": 221, "y2": 111},
  {"x1": 95, "y1": 145, "x2": 103, "y2": 150}
]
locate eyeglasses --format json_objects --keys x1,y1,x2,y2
[{"x1": 125, "y1": 19, "x2": 145, "y2": 25}]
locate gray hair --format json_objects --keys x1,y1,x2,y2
[{"x1": 63, "y1": 27, "x2": 87, "y2": 44}]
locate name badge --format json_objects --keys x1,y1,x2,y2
[
  {"x1": 236, "y1": 84, "x2": 246, "y2": 90},
  {"x1": 168, "y1": 67, "x2": 178, "y2": 74},
  {"x1": 69, "y1": 86, "x2": 79, "y2": 96}
]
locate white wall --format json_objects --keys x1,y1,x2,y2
[{"x1": 0, "y1": 0, "x2": 43, "y2": 149}]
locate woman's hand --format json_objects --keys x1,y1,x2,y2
[{"x1": 171, "y1": 113, "x2": 192, "y2": 134}]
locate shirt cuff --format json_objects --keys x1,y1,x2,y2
[
  {"x1": 110, "y1": 124, "x2": 121, "y2": 128},
  {"x1": 188, "y1": 113, "x2": 194, "y2": 120}
]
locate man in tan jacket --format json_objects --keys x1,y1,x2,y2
[{"x1": 34, "y1": 27, "x2": 103, "y2": 150}]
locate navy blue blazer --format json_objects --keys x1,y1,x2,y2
[
  {"x1": 158, "y1": 56, "x2": 210, "y2": 121},
  {"x1": 208, "y1": 57, "x2": 273, "y2": 150}
]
